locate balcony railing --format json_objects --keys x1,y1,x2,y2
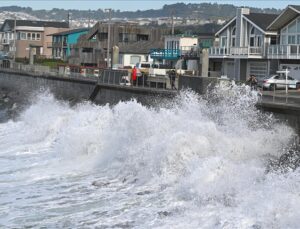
[
  {"x1": 47, "y1": 42, "x2": 68, "y2": 48},
  {"x1": 209, "y1": 47, "x2": 229, "y2": 56},
  {"x1": 268, "y1": 45, "x2": 300, "y2": 59},
  {"x1": 150, "y1": 46, "x2": 200, "y2": 60},
  {"x1": 209, "y1": 46, "x2": 263, "y2": 57},
  {"x1": 1, "y1": 39, "x2": 10, "y2": 45},
  {"x1": 150, "y1": 49, "x2": 180, "y2": 60}
]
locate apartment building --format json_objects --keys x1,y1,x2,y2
[
  {"x1": 69, "y1": 22, "x2": 169, "y2": 67},
  {"x1": 48, "y1": 28, "x2": 89, "y2": 60},
  {"x1": 0, "y1": 19, "x2": 69, "y2": 59},
  {"x1": 208, "y1": 8, "x2": 278, "y2": 80},
  {"x1": 267, "y1": 5, "x2": 300, "y2": 79}
]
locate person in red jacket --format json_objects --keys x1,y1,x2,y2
[{"x1": 132, "y1": 66, "x2": 137, "y2": 86}]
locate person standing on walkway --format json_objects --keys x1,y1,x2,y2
[
  {"x1": 169, "y1": 69, "x2": 177, "y2": 90},
  {"x1": 132, "y1": 66, "x2": 137, "y2": 86}
]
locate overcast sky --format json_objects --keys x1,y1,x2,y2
[{"x1": 0, "y1": 0, "x2": 297, "y2": 11}]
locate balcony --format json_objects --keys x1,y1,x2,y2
[
  {"x1": 47, "y1": 42, "x2": 68, "y2": 48},
  {"x1": 268, "y1": 45, "x2": 300, "y2": 59},
  {"x1": 1, "y1": 39, "x2": 10, "y2": 45},
  {"x1": 150, "y1": 49, "x2": 180, "y2": 60},
  {"x1": 150, "y1": 46, "x2": 200, "y2": 60},
  {"x1": 209, "y1": 46, "x2": 264, "y2": 58}
]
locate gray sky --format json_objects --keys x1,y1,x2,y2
[{"x1": 0, "y1": 0, "x2": 297, "y2": 11}]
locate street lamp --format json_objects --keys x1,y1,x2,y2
[{"x1": 105, "y1": 8, "x2": 112, "y2": 68}]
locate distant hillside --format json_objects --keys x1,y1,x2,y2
[{"x1": 0, "y1": 3, "x2": 281, "y2": 21}]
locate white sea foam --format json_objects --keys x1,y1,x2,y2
[{"x1": 0, "y1": 86, "x2": 299, "y2": 228}]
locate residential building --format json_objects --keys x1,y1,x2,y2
[
  {"x1": 150, "y1": 34, "x2": 215, "y2": 75},
  {"x1": 0, "y1": 19, "x2": 69, "y2": 59},
  {"x1": 150, "y1": 35, "x2": 199, "y2": 65},
  {"x1": 48, "y1": 28, "x2": 89, "y2": 60},
  {"x1": 69, "y1": 22, "x2": 169, "y2": 68},
  {"x1": 208, "y1": 8, "x2": 278, "y2": 80},
  {"x1": 267, "y1": 5, "x2": 300, "y2": 79}
]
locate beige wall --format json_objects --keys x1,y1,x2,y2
[
  {"x1": 16, "y1": 39, "x2": 42, "y2": 58},
  {"x1": 14, "y1": 27, "x2": 69, "y2": 59}
]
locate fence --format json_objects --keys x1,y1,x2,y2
[
  {"x1": 218, "y1": 77, "x2": 300, "y2": 106},
  {"x1": 0, "y1": 61, "x2": 179, "y2": 91}
]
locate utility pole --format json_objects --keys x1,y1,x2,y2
[
  {"x1": 105, "y1": 8, "x2": 112, "y2": 68},
  {"x1": 13, "y1": 16, "x2": 17, "y2": 62},
  {"x1": 171, "y1": 9, "x2": 175, "y2": 35}
]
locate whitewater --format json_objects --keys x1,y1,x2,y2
[{"x1": 0, "y1": 86, "x2": 299, "y2": 228}]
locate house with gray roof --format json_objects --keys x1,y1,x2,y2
[
  {"x1": 208, "y1": 8, "x2": 279, "y2": 81},
  {"x1": 266, "y1": 5, "x2": 300, "y2": 79}
]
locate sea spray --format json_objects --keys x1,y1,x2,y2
[{"x1": 0, "y1": 86, "x2": 299, "y2": 228}]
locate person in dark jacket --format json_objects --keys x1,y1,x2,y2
[{"x1": 169, "y1": 69, "x2": 177, "y2": 90}]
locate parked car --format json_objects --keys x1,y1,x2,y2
[{"x1": 262, "y1": 74, "x2": 300, "y2": 90}]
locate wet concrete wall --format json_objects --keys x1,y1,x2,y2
[{"x1": 0, "y1": 70, "x2": 177, "y2": 107}]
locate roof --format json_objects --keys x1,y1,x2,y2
[
  {"x1": 244, "y1": 13, "x2": 279, "y2": 31},
  {"x1": 118, "y1": 41, "x2": 164, "y2": 54},
  {"x1": 1, "y1": 19, "x2": 69, "y2": 31},
  {"x1": 268, "y1": 5, "x2": 300, "y2": 30},
  {"x1": 290, "y1": 5, "x2": 300, "y2": 12},
  {"x1": 48, "y1": 28, "x2": 89, "y2": 36}
]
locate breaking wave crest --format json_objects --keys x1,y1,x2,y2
[{"x1": 0, "y1": 85, "x2": 299, "y2": 228}]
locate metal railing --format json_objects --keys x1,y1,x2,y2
[
  {"x1": 209, "y1": 46, "x2": 263, "y2": 57},
  {"x1": 259, "y1": 82, "x2": 300, "y2": 105},
  {"x1": 0, "y1": 61, "x2": 178, "y2": 91},
  {"x1": 268, "y1": 45, "x2": 300, "y2": 59},
  {"x1": 97, "y1": 70, "x2": 177, "y2": 90}
]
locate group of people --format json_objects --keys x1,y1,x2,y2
[{"x1": 131, "y1": 66, "x2": 177, "y2": 89}]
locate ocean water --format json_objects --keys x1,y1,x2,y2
[{"x1": 0, "y1": 86, "x2": 299, "y2": 228}]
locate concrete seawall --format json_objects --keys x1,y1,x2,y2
[{"x1": 0, "y1": 69, "x2": 177, "y2": 106}]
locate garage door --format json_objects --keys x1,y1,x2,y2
[
  {"x1": 249, "y1": 62, "x2": 268, "y2": 81},
  {"x1": 225, "y1": 62, "x2": 234, "y2": 79}
]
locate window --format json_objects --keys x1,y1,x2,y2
[
  {"x1": 257, "y1": 36, "x2": 262, "y2": 47},
  {"x1": 288, "y1": 35, "x2": 296, "y2": 44},
  {"x1": 82, "y1": 48, "x2": 93, "y2": 53},
  {"x1": 221, "y1": 36, "x2": 227, "y2": 47},
  {"x1": 288, "y1": 21, "x2": 297, "y2": 33},
  {"x1": 281, "y1": 16, "x2": 300, "y2": 45},
  {"x1": 270, "y1": 36, "x2": 277, "y2": 45},
  {"x1": 32, "y1": 33, "x2": 36, "y2": 40},
  {"x1": 99, "y1": 32, "x2": 108, "y2": 41},
  {"x1": 119, "y1": 33, "x2": 137, "y2": 42},
  {"x1": 19, "y1": 32, "x2": 26, "y2": 40},
  {"x1": 36, "y1": 33, "x2": 41, "y2": 41},
  {"x1": 250, "y1": 37, "x2": 255, "y2": 46},
  {"x1": 231, "y1": 27, "x2": 236, "y2": 47},
  {"x1": 27, "y1": 33, "x2": 31, "y2": 40},
  {"x1": 130, "y1": 56, "x2": 141, "y2": 65},
  {"x1": 137, "y1": 34, "x2": 149, "y2": 41}
]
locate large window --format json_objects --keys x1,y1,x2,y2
[
  {"x1": 280, "y1": 17, "x2": 300, "y2": 45},
  {"x1": 231, "y1": 27, "x2": 236, "y2": 47},
  {"x1": 220, "y1": 36, "x2": 227, "y2": 47},
  {"x1": 249, "y1": 26, "x2": 262, "y2": 47},
  {"x1": 130, "y1": 55, "x2": 141, "y2": 65},
  {"x1": 20, "y1": 32, "x2": 26, "y2": 40}
]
